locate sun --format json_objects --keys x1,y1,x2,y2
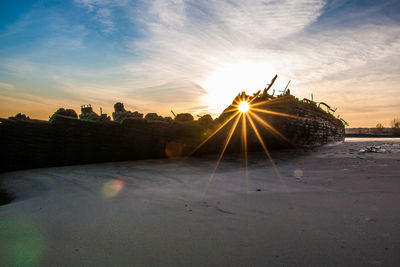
[
  {"x1": 200, "y1": 61, "x2": 275, "y2": 113},
  {"x1": 238, "y1": 101, "x2": 250, "y2": 113}
]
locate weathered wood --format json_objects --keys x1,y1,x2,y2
[
  {"x1": 283, "y1": 80, "x2": 291, "y2": 94},
  {"x1": 263, "y1": 74, "x2": 278, "y2": 94},
  {"x1": 0, "y1": 85, "x2": 345, "y2": 172}
]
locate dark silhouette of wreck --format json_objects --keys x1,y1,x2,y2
[{"x1": 0, "y1": 76, "x2": 345, "y2": 172}]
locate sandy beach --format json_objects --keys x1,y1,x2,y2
[{"x1": 1, "y1": 140, "x2": 400, "y2": 266}]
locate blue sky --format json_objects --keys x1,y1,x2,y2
[{"x1": 0, "y1": 0, "x2": 399, "y2": 126}]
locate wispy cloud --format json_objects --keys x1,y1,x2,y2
[
  {"x1": 1, "y1": 0, "x2": 399, "y2": 126},
  {"x1": 74, "y1": 0, "x2": 129, "y2": 33},
  {"x1": 121, "y1": 0, "x2": 399, "y2": 119},
  {"x1": 122, "y1": 0, "x2": 326, "y2": 113},
  {"x1": 0, "y1": 11, "x2": 34, "y2": 38},
  {"x1": 0, "y1": 82, "x2": 15, "y2": 90}
]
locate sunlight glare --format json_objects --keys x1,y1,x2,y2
[
  {"x1": 238, "y1": 101, "x2": 250, "y2": 113},
  {"x1": 200, "y1": 61, "x2": 274, "y2": 113}
]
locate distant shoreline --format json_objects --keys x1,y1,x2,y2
[
  {"x1": 345, "y1": 134, "x2": 400, "y2": 138},
  {"x1": 345, "y1": 127, "x2": 400, "y2": 138}
]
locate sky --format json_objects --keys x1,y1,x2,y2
[{"x1": 0, "y1": 0, "x2": 399, "y2": 127}]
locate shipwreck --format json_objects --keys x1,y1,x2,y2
[{"x1": 0, "y1": 76, "x2": 345, "y2": 172}]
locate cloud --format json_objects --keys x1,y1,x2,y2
[
  {"x1": 0, "y1": 82, "x2": 15, "y2": 90},
  {"x1": 121, "y1": 1, "x2": 325, "y2": 111},
  {"x1": 134, "y1": 0, "x2": 325, "y2": 63},
  {"x1": 286, "y1": 25, "x2": 400, "y2": 82},
  {"x1": 0, "y1": 12, "x2": 34, "y2": 38},
  {"x1": 44, "y1": 0, "x2": 399, "y2": 122},
  {"x1": 1, "y1": 0, "x2": 399, "y2": 126},
  {"x1": 120, "y1": 1, "x2": 399, "y2": 120},
  {"x1": 74, "y1": 0, "x2": 129, "y2": 33}
]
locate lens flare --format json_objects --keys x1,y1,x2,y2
[
  {"x1": 293, "y1": 169, "x2": 303, "y2": 178},
  {"x1": 0, "y1": 217, "x2": 45, "y2": 266},
  {"x1": 238, "y1": 101, "x2": 250, "y2": 113},
  {"x1": 101, "y1": 179, "x2": 124, "y2": 199},
  {"x1": 165, "y1": 141, "x2": 183, "y2": 158}
]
